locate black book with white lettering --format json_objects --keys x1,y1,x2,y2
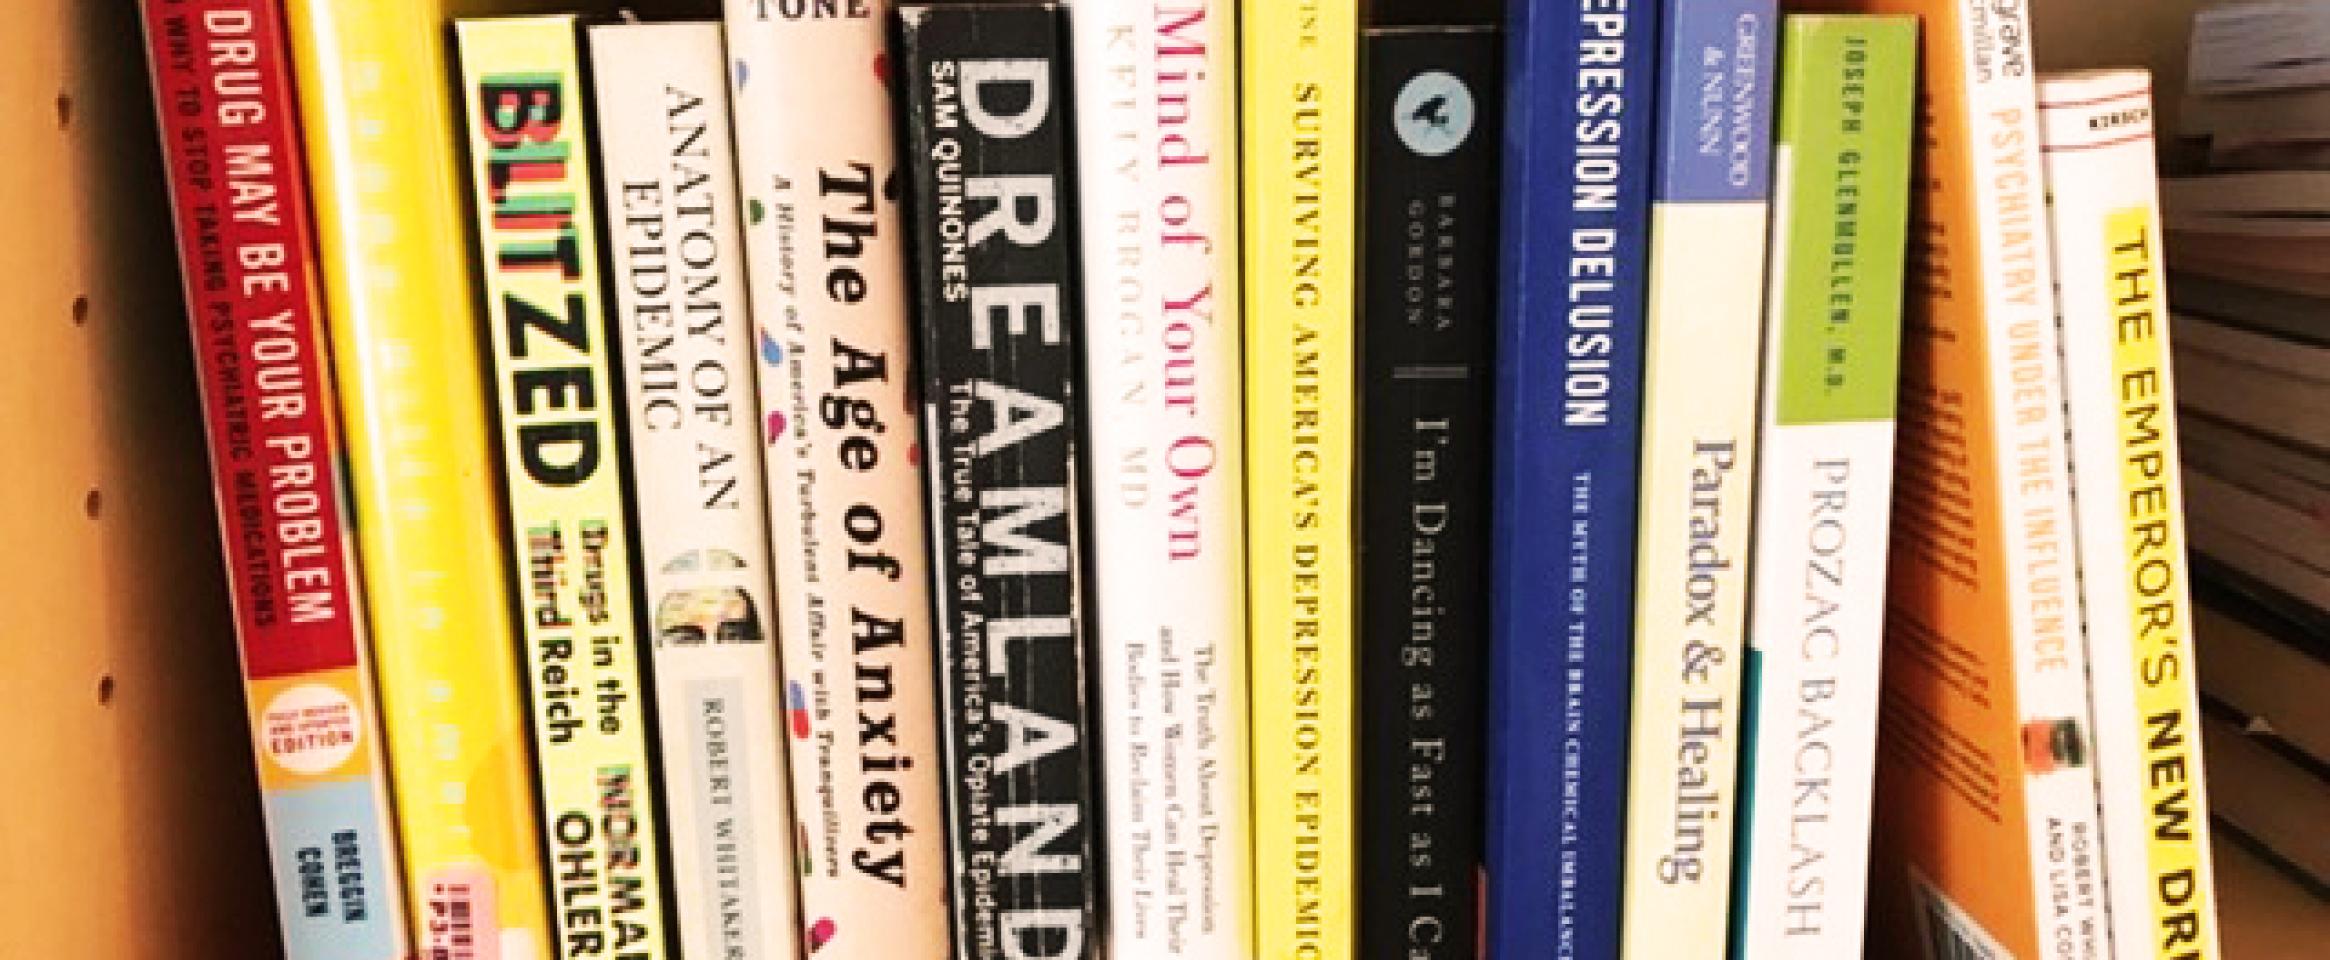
[
  {"x1": 1355, "y1": 23, "x2": 1499, "y2": 960},
  {"x1": 893, "y1": 5, "x2": 1099, "y2": 960}
]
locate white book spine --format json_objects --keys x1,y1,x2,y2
[
  {"x1": 2040, "y1": 69, "x2": 2223, "y2": 960},
  {"x1": 1618, "y1": 8, "x2": 1776, "y2": 954},
  {"x1": 1738, "y1": 417, "x2": 1900, "y2": 957},
  {"x1": 1619, "y1": 217, "x2": 1768, "y2": 954},
  {"x1": 1068, "y1": 1, "x2": 1256, "y2": 958},
  {"x1": 1733, "y1": 22, "x2": 1913, "y2": 949},
  {"x1": 1955, "y1": 13, "x2": 2115, "y2": 957},
  {"x1": 591, "y1": 22, "x2": 802, "y2": 960},
  {"x1": 723, "y1": 3, "x2": 954, "y2": 957}
]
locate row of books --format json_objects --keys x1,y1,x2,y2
[
  {"x1": 141, "y1": 0, "x2": 2222, "y2": 958},
  {"x1": 2163, "y1": 0, "x2": 2330, "y2": 912}
]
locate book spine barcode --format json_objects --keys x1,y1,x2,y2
[
  {"x1": 1924, "y1": 901, "x2": 1991, "y2": 960},
  {"x1": 1912, "y1": 873, "x2": 2011, "y2": 960}
]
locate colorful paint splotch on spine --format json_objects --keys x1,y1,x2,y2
[
  {"x1": 456, "y1": 16, "x2": 671, "y2": 958},
  {"x1": 896, "y1": 4, "x2": 1102, "y2": 957},
  {"x1": 139, "y1": 1, "x2": 403, "y2": 955},
  {"x1": 725, "y1": 0, "x2": 955, "y2": 955}
]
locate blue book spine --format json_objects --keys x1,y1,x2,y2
[
  {"x1": 1653, "y1": 3, "x2": 1777, "y2": 208},
  {"x1": 1484, "y1": 1, "x2": 1663, "y2": 958}
]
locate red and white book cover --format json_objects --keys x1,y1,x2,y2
[{"x1": 138, "y1": 1, "x2": 403, "y2": 956}]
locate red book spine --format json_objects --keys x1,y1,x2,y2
[{"x1": 138, "y1": 2, "x2": 405, "y2": 956}]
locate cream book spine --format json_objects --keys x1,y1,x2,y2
[
  {"x1": 724, "y1": 2, "x2": 954, "y2": 955},
  {"x1": 592, "y1": 21, "x2": 803, "y2": 960},
  {"x1": 1067, "y1": 1, "x2": 1255, "y2": 958},
  {"x1": 1617, "y1": 4, "x2": 1777, "y2": 954}
]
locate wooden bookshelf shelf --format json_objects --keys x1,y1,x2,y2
[
  {"x1": 0, "y1": 0, "x2": 2318, "y2": 957},
  {"x1": 0, "y1": 1, "x2": 277, "y2": 956}
]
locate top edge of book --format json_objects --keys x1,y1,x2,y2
[
  {"x1": 898, "y1": 1, "x2": 1064, "y2": 21},
  {"x1": 1363, "y1": 22, "x2": 1497, "y2": 36}
]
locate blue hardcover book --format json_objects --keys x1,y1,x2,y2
[{"x1": 1484, "y1": 0, "x2": 1663, "y2": 957}]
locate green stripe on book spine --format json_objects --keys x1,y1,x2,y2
[{"x1": 1772, "y1": 17, "x2": 1918, "y2": 426}]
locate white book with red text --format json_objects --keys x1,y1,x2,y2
[{"x1": 1069, "y1": 1, "x2": 1257, "y2": 957}]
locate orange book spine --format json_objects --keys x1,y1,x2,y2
[{"x1": 1799, "y1": 1, "x2": 2113, "y2": 956}]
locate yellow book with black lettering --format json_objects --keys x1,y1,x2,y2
[
  {"x1": 282, "y1": 2, "x2": 559, "y2": 953},
  {"x1": 1242, "y1": 1, "x2": 1358, "y2": 956},
  {"x1": 457, "y1": 15, "x2": 671, "y2": 957}
]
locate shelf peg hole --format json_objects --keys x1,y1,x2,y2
[
  {"x1": 83, "y1": 488, "x2": 101, "y2": 519},
  {"x1": 71, "y1": 295, "x2": 88, "y2": 327},
  {"x1": 54, "y1": 92, "x2": 72, "y2": 130},
  {"x1": 96, "y1": 673, "x2": 115, "y2": 705}
]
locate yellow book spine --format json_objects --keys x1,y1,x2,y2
[
  {"x1": 283, "y1": 3, "x2": 551, "y2": 954},
  {"x1": 457, "y1": 16, "x2": 671, "y2": 958},
  {"x1": 1241, "y1": 2, "x2": 1358, "y2": 956},
  {"x1": 2107, "y1": 208, "x2": 2218, "y2": 956}
]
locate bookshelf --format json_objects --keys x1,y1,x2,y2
[
  {"x1": 0, "y1": 0, "x2": 276, "y2": 956},
  {"x1": 0, "y1": 0, "x2": 2316, "y2": 957}
]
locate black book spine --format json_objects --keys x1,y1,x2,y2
[
  {"x1": 1356, "y1": 24, "x2": 1500, "y2": 960},
  {"x1": 894, "y1": 5, "x2": 1100, "y2": 960}
]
